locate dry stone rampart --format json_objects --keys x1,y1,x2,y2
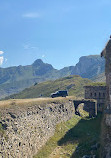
[{"x1": 0, "y1": 99, "x2": 74, "y2": 158}]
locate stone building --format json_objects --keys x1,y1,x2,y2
[
  {"x1": 84, "y1": 85, "x2": 106, "y2": 112},
  {"x1": 101, "y1": 38, "x2": 111, "y2": 158}
]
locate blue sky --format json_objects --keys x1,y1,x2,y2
[{"x1": 0, "y1": 0, "x2": 111, "y2": 69}]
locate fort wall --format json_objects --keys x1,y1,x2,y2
[
  {"x1": 101, "y1": 39, "x2": 111, "y2": 157},
  {"x1": 0, "y1": 99, "x2": 75, "y2": 158}
]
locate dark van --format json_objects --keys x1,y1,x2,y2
[{"x1": 51, "y1": 90, "x2": 68, "y2": 98}]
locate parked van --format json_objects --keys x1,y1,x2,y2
[{"x1": 51, "y1": 90, "x2": 68, "y2": 98}]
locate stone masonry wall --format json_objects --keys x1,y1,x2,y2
[
  {"x1": 84, "y1": 86, "x2": 106, "y2": 112},
  {"x1": 0, "y1": 99, "x2": 75, "y2": 158},
  {"x1": 101, "y1": 39, "x2": 111, "y2": 158}
]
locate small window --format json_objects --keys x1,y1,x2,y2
[
  {"x1": 99, "y1": 92, "x2": 101, "y2": 98},
  {"x1": 90, "y1": 93, "x2": 92, "y2": 97},
  {"x1": 94, "y1": 93, "x2": 96, "y2": 97}
]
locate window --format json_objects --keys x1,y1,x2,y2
[
  {"x1": 90, "y1": 93, "x2": 92, "y2": 97},
  {"x1": 94, "y1": 93, "x2": 96, "y2": 97}
]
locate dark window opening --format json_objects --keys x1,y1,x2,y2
[
  {"x1": 90, "y1": 93, "x2": 92, "y2": 97},
  {"x1": 94, "y1": 93, "x2": 96, "y2": 97}
]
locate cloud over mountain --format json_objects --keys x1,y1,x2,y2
[
  {"x1": 0, "y1": 51, "x2": 4, "y2": 55},
  {"x1": 0, "y1": 56, "x2": 4, "y2": 65}
]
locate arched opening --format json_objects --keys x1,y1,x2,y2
[
  {"x1": 73, "y1": 100, "x2": 97, "y2": 118},
  {"x1": 74, "y1": 103, "x2": 84, "y2": 116}
]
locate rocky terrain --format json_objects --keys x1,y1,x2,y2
[{"x1": 71, "y1": 55, "x2": 105, "y2": 79}]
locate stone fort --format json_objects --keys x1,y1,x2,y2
[{"x1": 84, "y1": 85, "x2": 106, "y2": 112}]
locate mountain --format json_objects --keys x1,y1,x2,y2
[
  {"x1": 0, "y1": 55, "x2": 105, "y2": 99},
  {"x1": 92, "y1": 72, "x2": 106, "y2": 82},
  {"x1": 62, "y1": 55, "x2": 105, "y2": 79},
  {"x1": 4, "y1": 75, "x2": 92, "y2": 99},
  {"x1": 0, "y1": 59, "x2": 58, "y2": 98}
]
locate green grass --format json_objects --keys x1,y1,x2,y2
[
  {"x1": 86, "y1": 82, "x2": 106, "y2": 86},
  {"x1": 34, "y1": 112, "x2": 102, "y2": 158},
  {"x1": 5, "y1": 75, "x2": 92, "y2": 100}
]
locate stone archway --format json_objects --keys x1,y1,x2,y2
[{"x1": 73, "y1": 99, "x2": 97, "y2": 117}]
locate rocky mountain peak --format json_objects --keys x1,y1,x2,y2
[{"x1": 32, "y1": 59, "x2": 44, "y2": 67}]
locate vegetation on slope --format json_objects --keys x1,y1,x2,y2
[
  {"x1": 4, "y1": 75, "x2": 92, "y2": 99},
  {"x1": 0, "y1": 55, "x2": 105, "y2": 99},
  {"x1": 34, "y1": 112, "x2": 102, "y2": 158},
  {"x1": 86, "y1": 82, "x2": 106, "y2": 86},
  {"x1": 0, "y1": 59, "x2": 61, "y2": 99}
]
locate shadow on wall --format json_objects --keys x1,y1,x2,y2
[{"x1": 58, "y1": 114, "x2": 102, "y2": 158}]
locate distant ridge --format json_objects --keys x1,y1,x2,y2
[
  {"x1": 0, "y1": 55, "x2": 105, "y2": 99},
  {"x1": 4, "y1": 75, "x2": 92, "y2": 100}
]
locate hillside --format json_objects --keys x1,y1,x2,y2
[
  {"x1": 0, "y1": 55, "x2": 105, "y2": 99},
  {"x1": 0, "y1": 59, "x2": 60, "y2": 99},
  {"x1": 92, "y1": 72, "x2": 106, "y2": 82},
  {"x1": 4, "y1": 75, "x2": 92, "y2": 99}
]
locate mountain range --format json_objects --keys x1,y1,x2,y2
[{"x1": 0, "y1": 55, "x2": 105, "y2": 99}]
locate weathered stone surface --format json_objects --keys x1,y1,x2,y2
[
  {"x1": 0, "y1": 100, "x2": 74, "y2": 158},
  {"x1": 84, "y1": 86, "x2": 106, "y2": 112},
  {"x1": 73, "y1": 99, "x2": 97, "y2": 117},
  {"x1": 101, "y1": 39, "x2": 111, "y2": 157}
]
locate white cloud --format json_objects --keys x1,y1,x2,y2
[
  {"x1": 42, "y1": 55, "x2": 45, "y2": 58},
  {"x1": 0, "y1": 56, "x2": 4, "y2": 65},
  {"x1": 0, "y1": 51, "x2": 4, "y2": 55},
  {"x1": 23, "y1": 44, "x2": 39, "y2": 50},
  {"x1": 23, "y1": 12, "x2": 41, "y2": 18}
]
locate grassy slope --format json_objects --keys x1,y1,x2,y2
[
  {"x1": 5, "y1": 75, "x2": 92, "y2": 99},
  {"x1": 86, "y1": 82, "x2": 106, "y2": 86},
  {"x1": 34, "y1": 111, "x2": 102, "y2": 158}
]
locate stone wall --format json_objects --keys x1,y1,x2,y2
[
  {"x1": 101, "y1": 39, "x2": 111, "y2": 158},
  {"x1": 84, "y1": 86, "x2": 106, "y2": 112},
  {"x1": 0, "y1": 99, "x2": 75, "y2": 158}
]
